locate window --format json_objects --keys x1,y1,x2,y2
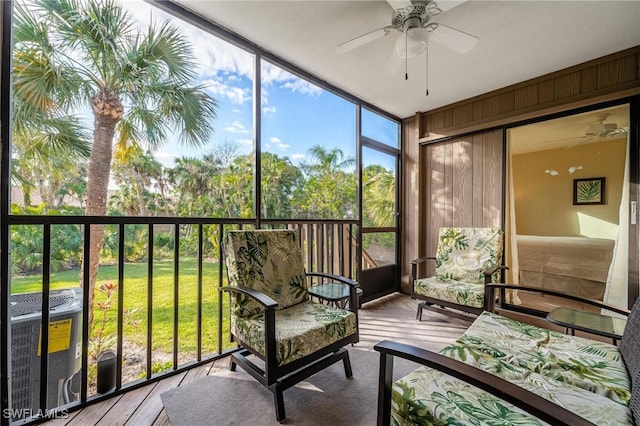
[{"x1": 260, "y1": 60, "x2": 357, "y2": 219}]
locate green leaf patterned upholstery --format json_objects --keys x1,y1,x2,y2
[
  {"x1": 223, "y1": 229, "x2": 359, "y2": 421},
  {"x1": 415, "y1": 277, "x2": 485, "y2": 308},
  {"x1": 414, "y1": 227, "x2": 504, "y2": 309},
  {"x1": 230, "y1": 300, "x2": 357, "y2": 366},
  {"x1": 225, "y1": 229, "x2": 309, "y2": 316},
  {"x1": 390, "y1": 311, "x2": 634, "y2": 425},
  {"x1": 224, "y1": 229, "x2": 357, "y2": 366},
  {"x1": 435, "y1": 228, "x2": 504, "y2": 283}
]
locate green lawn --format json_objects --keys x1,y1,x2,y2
[{"x1": 11, "y1": 258, "x2": 232, "y2": 362}]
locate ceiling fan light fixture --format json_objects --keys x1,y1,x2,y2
[{"x1": 395, "y1": 27, "x2": 428, "y2": 59}]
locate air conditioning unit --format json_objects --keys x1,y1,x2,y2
[{"x1": 10, "y1": 288, "x2": 83, "y2": 420}]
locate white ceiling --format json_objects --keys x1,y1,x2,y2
[
  {"x1": 177, "y1": 0, "x2": 640, "y2": 120},
  {"x1": 509, "y1": 104, "x2": 630, "y2": 155}
]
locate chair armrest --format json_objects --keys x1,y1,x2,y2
[
  {"x1": 305, "y1": 272, "x2": 358, "y2": 287},
  {"x1": 410, "y1": 256, "x2": 436, "y2": 266},
  {"x1": 374, "y1": 340, "x2": 595, "y2": 426},
  {"x1": 410, "y1": 256, "x2": 436, "y2": 282},
  {"x1": 483, "y1": 265, "x2": 509, "y2": 284},
  {"x1": 484, "y1": 283, "x2": 630, "y2": 316},
  {"x1": 219, "y1": 285, "x2": 278, "y2": 309}
]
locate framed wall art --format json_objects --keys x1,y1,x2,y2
[{"x1": 573, "y1": 177, "x2": 605, "y2": 205}]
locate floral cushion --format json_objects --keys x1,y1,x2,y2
[
  {"x1": 446, "y1": 312, "x2": 631, "y2": 405},
  {"x1": 392, "y1": 364, "x2": 631, "y2": 426},
  {"x1": 414, "y1": 277, "x2": 485, "y2": 308},
  {"x1": 231, "y1": 300, "x2": 357, "y2": 366},
  {"x1": 225, "y1": 229, "x2": 308, "y2": 316},
  {"x1": 435, "y1": 227, "x2": 504, "y2": 284},
  {"x1": 391, "y1": 311, "x2": 633, "y2": 425}
]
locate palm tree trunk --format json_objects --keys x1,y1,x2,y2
[{"x1": 81, "y1": 89, "x2": 123, "y2": 330}]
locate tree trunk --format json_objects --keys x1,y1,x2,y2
[{"x1": 81, "y1": 88, "x2": 123, "y2": 330}]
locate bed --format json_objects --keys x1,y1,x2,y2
[{"x1": 516, "y1": 235, "x2": 615, "y2": 300}]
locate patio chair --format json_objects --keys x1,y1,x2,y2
[
  {"x1": 411, "y1": 227, "x2": 504, "y2": 319},
  {"x1": 221, "y1": 229, "x2": 359, "y2": 422}
]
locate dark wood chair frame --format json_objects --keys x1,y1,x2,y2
[
  {"x1": 410, "y1": 256, "x2": 507, "y2": 320},
  {"x1": 483, "y1": 283, "x2": 630, "y2": 318},
  {"x1": 220, "y1": 272, "x2": 360, "y2": 422},
  {"x1": 377, "y1": 283, "x2": 633, "y2": 426},
  {"x1": 375, "y1": 340, "x2": 596, "y2": 426}
]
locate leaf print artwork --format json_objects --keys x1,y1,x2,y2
[{"x1": 573, "y1": 177, "x2": 605, "y2": 205}]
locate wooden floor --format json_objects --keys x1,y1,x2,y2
[{"x1": 42, "y1": 293, "x2": 474, "y2": 426}]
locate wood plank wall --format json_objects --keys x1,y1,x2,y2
[
  {"x1": 399, "y1": 45, "x2": 640, "y2": 294},
  {"x1": 420, "y1": 130, "x2": 503, "y2": 278},
  {"x1": 419, "y1": 46, "x2": 640, "y2": 140}
]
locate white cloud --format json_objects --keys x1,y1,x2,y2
[
  {"x1": 262, "y1": 105, "x2": 277, "y2": 116},
  {"x1": 225, "y1": 120, "x2": 250, "y2": 134},
  {"x1": 268, "y1": 137, "x2": 290, "y2": 150},
  {"x1": 281, "y1": 79, "x2": 323, "y2": 96},
  {"x1": 291, "y1": 153, "x2": 305, "y2": 160},
  {"x1": 262, "y1": 61, "x2": 323, "y2": 96},
  {"x1": 205, "y1": 79, "x2": 252, "y2": 105}
]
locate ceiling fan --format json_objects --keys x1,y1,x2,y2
[
  {"x1": 584, "y1": 114, "x2": 628, "y2": 138},
  {"x1": 336, "y1": 0, "x2": 478, "y2": 59},
  {"x1": 562, "y1": 114, "x2": 628, "y2": 149}
]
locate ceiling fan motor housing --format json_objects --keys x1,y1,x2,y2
[{"x1": 391, "y1": 1, "x2": 441, "y2": 31}]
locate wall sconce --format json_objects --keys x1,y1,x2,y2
[{"x1": 545, "y1": 169, "x2": 559, "y2": 176}]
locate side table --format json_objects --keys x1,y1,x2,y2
[
  {"x1": 547, "y1": 307, "x2": 627, "y2": 345},
  {"x1": 308, "y1": 283, "x2": 362, "y2": 309}
]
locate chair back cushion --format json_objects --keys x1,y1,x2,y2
[
  {"x1": 435, "y1": 227, "x2": 504, "y2": 284},
  {"x1": 225, "y1": 229, "x2": 308, "y2": 316}
]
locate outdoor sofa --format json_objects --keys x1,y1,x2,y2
[{"x1": 376, "y1": 284, "x2": 640, "y2": 425}]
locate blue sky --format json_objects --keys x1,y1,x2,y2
[{"x1": 123, "y1": 1, "x2": 397, "y2": 171}]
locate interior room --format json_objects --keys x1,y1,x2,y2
[
  {"x1": 507, "y1": 104, "x2": 631, "y2": 312},
  {"x1": 1, "y1": 0, "x2": 640, "y2": 425}
]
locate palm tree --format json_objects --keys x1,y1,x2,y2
[
  {"x1": 112, "y1": 149, "x2": 164, "y2": 216},
  {"x1": 305, "y1": 145, "x2": 355, "y2": 175},
  {"x1": 299, "y1": 145, "x2": 356, "y2": 218},
  {"x1": 363, "y1": 164, "x2": 396, "y2": 228},
  {"x1": 13, "y1": 0, "x2": 218, "y2": 326}
]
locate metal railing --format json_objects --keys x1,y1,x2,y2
[{"x1": 2, "y1": 215, "x2": 359, "y2": 425}]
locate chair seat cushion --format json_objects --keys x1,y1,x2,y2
[
  {"x1": 414, "y1": 277, "x2": 484, "y2": 308},
  {"x1": 392, "y1": 362, "x2": 632, "y2": 426},
  {"x1": 231, "y1": 301, "x2": 357, "y2": 366},
  {"x1": 392, "y1": 311, "x2": 634, "y2": 425},
  {"x1": 446, "y1": 312, "x2": 631, "y2": 405}
]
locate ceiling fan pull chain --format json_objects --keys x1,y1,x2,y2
[
  {"x1": 405, "y1": 31, "x2": 409, "y2": 80},
  {"x1": 425, "y1": 45, "x2": 429, "y2": 96}
]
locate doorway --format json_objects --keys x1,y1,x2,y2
[
  {"x1": 358, "y1": 108, "x2": 401, "y2": 303},
  {"x1": 506, "y1": 103, "x2": 633, "y2": 310}
]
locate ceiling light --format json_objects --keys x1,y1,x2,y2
[{"x1": 395, "y1": 26, "x2": 428, "y2": 59}]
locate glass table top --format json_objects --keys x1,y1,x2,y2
[
  {"x1": 547, "y1": 307, "x2": 627, "y2": 340},
  {"x1": 308, "y1": 283, "x2": 362, "y2": 301}
]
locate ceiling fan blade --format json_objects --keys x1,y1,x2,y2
[
  {"x1": 386, "y1": 0, "x2": 412, "y2": 11},
  {"x1": 428, "y1": 23, "x2": 478, "y2": 54},
  {"x1": 436, "y1": 0, "x2": 470, "y2": 13},
  {"x1": 336, "y1": 26, "x2": 394, "y2": 54}
]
